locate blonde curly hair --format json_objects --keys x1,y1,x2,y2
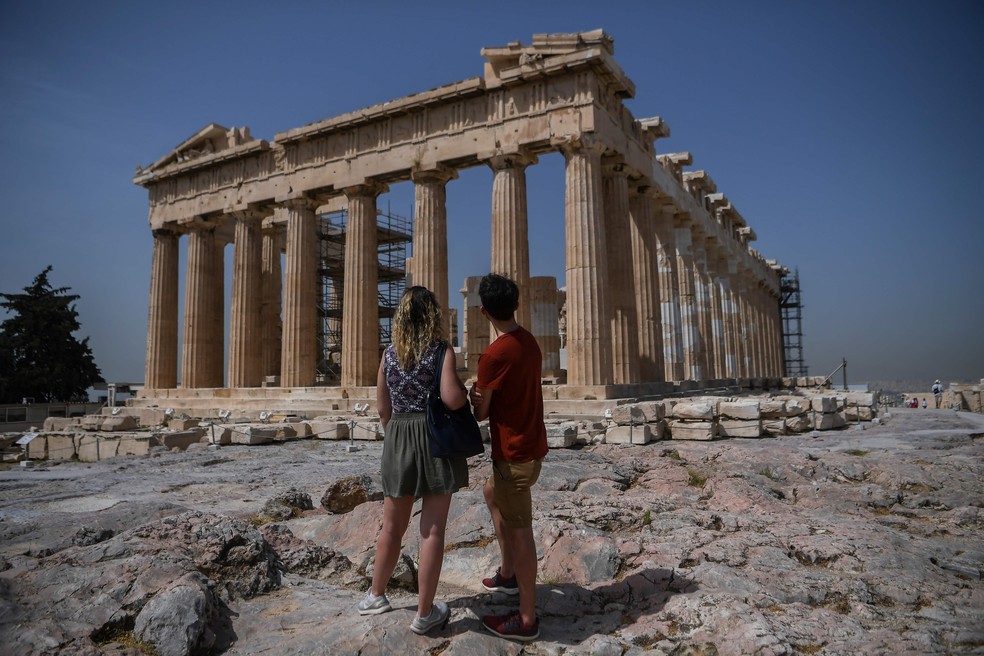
[{"x1": 392, "y1": 286, "x2": 445, "y2": 368}]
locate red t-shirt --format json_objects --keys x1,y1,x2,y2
[{"x1": 476, "y1": 327, "x2": 548, "y2": 462}]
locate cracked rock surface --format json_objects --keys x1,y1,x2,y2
[{"x1": 1, "y1": 408, "x2": 982, "y2": 655}]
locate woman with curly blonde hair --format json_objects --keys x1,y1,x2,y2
[{"x1": 357, "y1": 286, "x2": 469, "y2": 635}]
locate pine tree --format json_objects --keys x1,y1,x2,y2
[{"x1": 0, "y1": 266, "x2": 103, "y2": 403}]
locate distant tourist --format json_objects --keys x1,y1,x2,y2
[
  {"x1": 922, "y1": 398, "x2": 928, "y2": 409},
  {"x1": 357, "y1": 286, "x2": 469, "y2": 635},
  {"x1": 932, "y1": 380, "x2": 944, "y2": 408}
]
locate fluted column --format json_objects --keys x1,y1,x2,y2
[
  {"x1": 674, "y1": 214, "x2": 702, "y2": 381},
  {"x1": 654, "y1": 204, "x2": 683, "y2": 381},
  {"x1": 735, "y1": 269, "x2": 754, "y2": 376},
  {"x1": 705, "y1": 241, "x2": 726, "y2": 380},
  {"x1": 602, "y1": 161, "x2": 639, "y2": 384},
  {"x1": 412, "y1": 166, "x2": 457, "y2": 312},
  {"x1": 342, "y1": 183, "x2": 386, "y2": 387},
  {"x1": 227, "y1": 209, "x2": 265, "y2": 388},
  {"x1": 691, "y1": 231, "x2": 714, "y2": 379},
  {"x1": 281, "y1": 198, "x2": 318, "y2": 388},
  {"x1": 489, "y1": 152, "x2": 536, "y2": 329},
  {"x1": 719, "y1": 254, "x2": 739, "y2": 379},
  {"x1": 628, "y1": 186, "x2": 662, "y2": 382},
  {"x1": 261, "y1": 218, "x2": 284, "y2": 380},
  {"x1": 461, "y1": 276, "x2": 489, "y2": 376},
  {"x1": 530, "y1": 276, "x2": 561, "y2": 374},
  {"x1": 561, "y1": 137, "x2": 611, "y2": 386},
  {"x1": 146, "y1": 229, "x2": 179, "y2": 389},
  {"x1": 181, "y1": 225, "x2": 217, "y2": 388}
]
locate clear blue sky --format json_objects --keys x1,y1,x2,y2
[{"x1": 1, "y1": 1, "x2": 982, "y2": 386}]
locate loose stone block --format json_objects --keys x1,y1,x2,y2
[
  {"x1": 718, "y1": 419, "x2": 764, "y2": 438},
  {"x1": 156, "y1": 429, "x2": 206, "y2": 449},
  {"x1": 814, "y1": 412, "x2": 844, "y2": 431},
  {"x1": 669, "y1": 420, "x2": 718, "y2": 440},
  {"x1": 98, "y1": 437, "x2": 121, "y2": 460},
  {"x1": 309, "y1": 421, "x2": 350, "y2": 440},
  {"x1": 231, "y1": 426, "x2": 276, "y2": 445},
  {"x1": 605, "y1": 423, "x2": 654, "y2": 445},
  {"x1": 117, "y1": 436, "x2": 153, "y2": 457},
  {"x1": 611, "y1": 404, "x2": 645, "y2": 426},
  {"x1": 844, "y1": 392, "x2": 877, "y2": 407},
  {"x1": 763, "y1": 418, "x2": 786, "y2": 436},
  {"x1": 43, "y1": 417, "x2": 74, "y2": 431},
  {"x1": 168, "y1": 418, "x2": 199, "y2": 431},
  {"x1": 718, "y1": 401, "x2": 760, "y2": 420},
  {"x1": 811, "y1": 397, "x2": 837, "y2": 413},
  {"x1": 671, "y1": 402, "x2": 715, "y2": 421},
  {"x1": 101, "y1": 415, "x2": 139, "y2": 431},
  {"x1": 759, "y1": 400, "x2": 786, "y2": 419},
  {"x1": 351, "y1": 421, "x2": 382, "y2": 441},
  {"x1": 77, "y1": 435, "x2": 100, "y2": 462},
  {"x1": 785, "y1": 415, "x2": 811, "y2": 433},
  {"x1": 783, "y1": 399, "x2": 808, "y2": 416},
  {"x1": 47, "y1": 433, "x2": 78, "y2": 460},
  {"x1": 26, "y1": 435, "x2": 47, "y2": 459},
  {"x1": 843, "y1": 405, "x2": 874, "y2": 422},
  {"x1": 638, "y1": 401, "x2": 666, "y2": 422},
  {"x1": 546, "y1": 422, "x2": 577, "y2": 448},
  {"x1": 273, "y1": 425, "x2": 299, "y2": 441}
]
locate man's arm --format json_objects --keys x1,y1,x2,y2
[{"x1": 469, "y1": 383, "x2": 493, "y2": 422}]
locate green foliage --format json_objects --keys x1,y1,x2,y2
[{"x1": 0, "y1": 266, "x2": 103, "y2": 403}]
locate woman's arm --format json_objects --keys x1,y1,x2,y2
[
  {"x1": 376, "y1": 356, "x2": 392, "y2": 428},
  {"x1": 439, "y1": 345, "x2": 468, "y2": 411}
]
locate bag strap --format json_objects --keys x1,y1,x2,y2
[{"x1": 432, "y1": 341, "x2": 446, "y2": 396}]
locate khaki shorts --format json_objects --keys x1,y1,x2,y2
[{"x1": 490, "y1": 459, "x2": 542, "y2": 528}]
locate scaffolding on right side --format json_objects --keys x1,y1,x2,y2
[{"x1": 780, "y1": 269, "x2": 808, "y2": 377}]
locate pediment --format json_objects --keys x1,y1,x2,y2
[{"x1": 137, "y1": 123, "x2": 255, "y2": 176}]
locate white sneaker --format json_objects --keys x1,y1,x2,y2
[
  {"x1": 357, "y1": 591, "x2": 392, "y2": 615},
  {"x1": 410, "y1": 601, "x2": 450, "y2": 634}
]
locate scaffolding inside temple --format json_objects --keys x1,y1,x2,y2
[
  {"x1": 780, "y1": 268, "x2": 808, "y2": 377},
  {"x1": 317, "y1": 208, "x2": 412, "y2": 383}
]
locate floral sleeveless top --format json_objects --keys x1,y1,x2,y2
[{"x1": 383, "y1": 341, "x2": 442, "y2": 413}]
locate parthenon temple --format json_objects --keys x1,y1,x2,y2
[{"x1": 133, "y1": 30, "x2": 789, "y2": 412}]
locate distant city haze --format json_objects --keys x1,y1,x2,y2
[{"x1": 1, "y1": 2, "x2": 981, "y2": 387}]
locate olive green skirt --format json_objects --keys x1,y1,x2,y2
[{"x1": 381, "y1": 412, "x2": 469, "y2": 498}]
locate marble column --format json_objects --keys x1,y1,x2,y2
[
  {"x1": 280, "y1": 199, "x2": 318, "y2": 388},
  {"x1": 181, "y1": 225, "x2": 219, "y2": 388},
  {"x1": 489, "y1": 152, "x2": 536, "y2": 329},
  {"x1": 227, "y1": 209, "x2": 265, "y2": 388},
  {"x1": 602, "y1": 160, "x2": 639, "y2": 385},
  {"x1": 530, "y1": 276, "x2": 561, "y2": 374},
  {"x1": 720, "y1": 254, "x2": 739, "y2": 379},
  {"x1": 412, "y1": 166, "x2": 457, "y2": 312},
  {"x1": 674, "y1": 214, "x2": 702, "y2": 381},
  {"x1": 705, "y1": 241, "x2": 726, "y2": 380},
  {"x1": 654, "y1": 204, "x2": 683, "y2": 381},
  {"x1": 342, "y1": 183, "x2": 385, "y2": 387},
  {"x1": 261, "y1": 219, "x2": 284, "y2": 380},
  {"x1": 628, "y1": 186, "x2": 663, "y2": 382},
  {"x1": 734, "y1": 268, "x2": 752, "y2": 377},
  {"x1": 691, "y1": 230, "x2": 715, "y2": 379},
  {"x1": 461, "y1": 276, "x2": 489, "y2": 376},
  {"x1": 561, "y1": 137, "x2": 611, "y2": 386},
  {"x1": 145, "y1": 229, "x2": 179, "y2": 389}
]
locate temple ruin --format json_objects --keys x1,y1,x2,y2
[{"x1": 132, "y1": 30, "x2": 789, "y2": 415}]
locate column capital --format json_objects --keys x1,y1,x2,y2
[
  {"x1": 177, "y1": 214, "x2": 223, "y2": 231},
  {"x1": 278, "y1": 195, "x2": 322, "y2": 212},
  {"x1": 486, "y1": 149, "x2": 538, "y2": 171},
  {"x1": 411, "y1": 164, "x2": 458, "y2": 185},
  {"x1": 152, "y1": 227, "x2": 180, "y2": 239},
  {"x1": 342, "y1": 181, "x2": 388, "y2": 200},
  {"x1": 224, "y1": 203, "x2": 273, "y2": 222},
  {"x1": 555, "y1": 133, "x2": 607, "y2": 158},
  {"x1": 601, "y1": 156, "x2": 628, "y2": 176}
]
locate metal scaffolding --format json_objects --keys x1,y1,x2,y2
[
  {"x1": 317, "y1": 208, "x2": 412, "y2": 383},
  {"x1": 780, "y1": 268, "x2": 808, "y2": 377}
]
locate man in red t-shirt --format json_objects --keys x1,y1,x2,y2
[{"x1": 469, "y1": 273, "x2": 547, "y2": 642}]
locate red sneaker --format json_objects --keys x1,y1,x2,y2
[
  {"x1": 482, "y1": 610, "x2": 540, "y2": 641},
  {"x1": 481, "y1": 568, "x2": 519, "y2": 595}
]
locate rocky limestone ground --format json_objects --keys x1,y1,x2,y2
[{"x1": 1, "y1": 407, "x2": 983, "y2": 656}]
